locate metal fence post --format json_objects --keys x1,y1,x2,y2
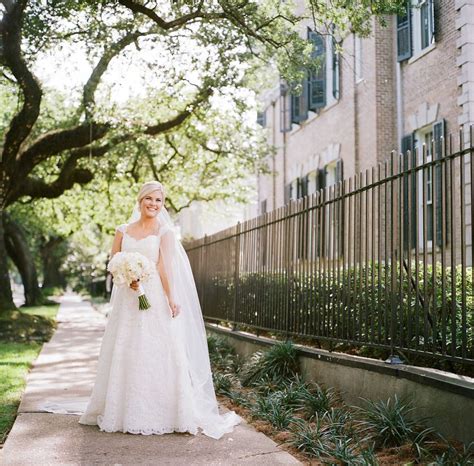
[{"x1": 232, "y1": 222, "x2": 241, "y2": 330}]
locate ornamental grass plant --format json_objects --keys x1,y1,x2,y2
[{"x1": 207, "y1": 334, "x2": 473, "y2": 465}]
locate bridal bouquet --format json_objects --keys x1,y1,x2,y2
[{"x1": 107, "y1": 252, "x2": 154, "y2": 310}]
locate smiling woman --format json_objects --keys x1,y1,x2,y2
[{"x1": 38, "y1": 181, "x2": 242, "y2": 438}]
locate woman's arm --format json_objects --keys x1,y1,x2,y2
[
  {"x1": 110, "y1": 230, "x2": 123, "y2": 258},
  {"x1": 158, "y1": 229, "x2": 180, "y2": 317},
  {"x1": 110, "y1": 227, "x2": 138, "y2": 291},
  {"x1": 158, "y1": 256, "x2": 172, "y2": 300}
]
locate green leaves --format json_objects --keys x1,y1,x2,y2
[
  {"x1": 354, "y1": 395, "x2": 435, "y2": 450},
  {"x1": 239, "y1": 340, "x2": 300, "y2": 386}
]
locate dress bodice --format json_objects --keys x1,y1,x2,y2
[{"x1": 117, "y1": 224, "x2": 167, "y2": 264}]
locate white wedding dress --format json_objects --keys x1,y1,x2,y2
[{"x1": 77, "y1": 224, "x2": 241, "y2": 438}]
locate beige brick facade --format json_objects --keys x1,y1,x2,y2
[{"x1": 254, "y1": 0, "x2": 474, "y2": 264}]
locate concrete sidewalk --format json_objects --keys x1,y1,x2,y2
[{"x1": 1, "y1": 294, "x2": 300, "y2": 465}]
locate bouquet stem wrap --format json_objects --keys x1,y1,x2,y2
[{"x1": 137, "y1": 283, "x2": 151, "y2": 310}]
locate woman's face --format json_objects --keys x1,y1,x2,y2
[{"x1": 140, "y1": 189, "x2": 163, "y2": 219}]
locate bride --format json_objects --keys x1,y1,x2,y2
[{"x1": 78, "y1": 180, "x2": 241, "y2": 439}]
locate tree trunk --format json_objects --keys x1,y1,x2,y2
[
  {"x1": 0, "y1": 207, "x2": 16, "y2": 312},
  {"x1": 41, "y1": 237, "x2": 67, "y2": 289},
  {"x1": 4, "y1": 215, "x2": 43, "y2": 306}
]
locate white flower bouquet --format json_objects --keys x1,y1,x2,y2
[{"x1": 107, "y1": 251, "x2": 154, "y2": 310}]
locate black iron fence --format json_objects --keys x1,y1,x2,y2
[{"x1": 185, "y1": 127, "x2": 474, "y2": 368}]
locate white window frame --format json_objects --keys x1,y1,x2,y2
[
  {"x1": 411, "y1": 0, "x2": 435, "y2": 58},
  {"x1": 415, "y1": 127, "x2": 434, "y2": 249}
]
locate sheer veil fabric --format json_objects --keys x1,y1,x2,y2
[
  {"x1": 130, "y1": 203, "x2": 242, "y2": 439},
  {"x1": 41, "y1": 196, "x2": 241, "y2": 440}
]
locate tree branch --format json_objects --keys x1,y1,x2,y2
[
  {"x1": 82, "y1": 31, "x2": 148, "y2": 118},
  {"x1": 1, "y1": 0, "x2": 43, "y2": 165},
  {"x1": 16, "y1": 168, "x2": 94, "y2": 202},
  {"x1": 18, "y1": 121, "x2": 111, "y2": 172},
  {"x1": 144, "y1": 88, "x2": 211, "y2": 135}
]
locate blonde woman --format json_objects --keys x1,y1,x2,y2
[{"x1": 78, "y1": 181, "x2": 241, "y2": 439}]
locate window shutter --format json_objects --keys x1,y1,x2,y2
[
  {"x1": 308, "y1": 30, "x2": 326, "y2": 110},
  {"x1": 397, "y1": 2, "x2": 412, "y2": 62},
  {"x1": 290, "y1": 79, "x2": 309, "y2": 124},
  {"x1": 316, "y1": 167, "x2": 326, "y2": 192},
  {"x1": 257, "y1": 111, "x2": 266, "y2": 127},
  {"x1": 332, "y1": 36, "x2": 340, "y2": 100},
  {"x1": 302, "y1": 174, "x2": 309, "y2": 197},
  {"x1": 429, "y1": 0, "x2": 435, "y2": 42},
  {"x1": 433, "y1": 119, "x2": 446, "y2": 246},
  {"x1": 401, "y1": 134, "x2": 416, "y2": 250},
  {"x1": 336, "y1": 159, "x2": 344, "y2": 182}
]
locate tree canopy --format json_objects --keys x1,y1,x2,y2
[{"x1": 0, "y1": 0, "x2": 405, "y2": 310}]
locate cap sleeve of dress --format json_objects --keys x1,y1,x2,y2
[{"x1": 115, "y1": 224, "x2": 128, "y2": 234}]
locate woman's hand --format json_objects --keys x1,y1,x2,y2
[
  {"x1": 168, "y1": 298, "x2": 181, "y2": 318},
  {"x1": 130, "y1": 280, "x2": 140, "y2": 291}
]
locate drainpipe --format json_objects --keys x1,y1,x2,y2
[
  {"x1": 396, "y1": 61, "x2": 403, "y2": 152},
  {"x1": 272, "y1": 100, "x2": 277, "y2": 209},
  {"x1": 353, "y1": 33, "x2": 360, "y2": 174}
]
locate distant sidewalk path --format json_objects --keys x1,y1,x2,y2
[{"x1": 2, "y1": 294, "x2": 300, "y2": 465}]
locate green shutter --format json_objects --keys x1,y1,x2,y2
[
  {"x1": 336, "y1": 159, "x2": 344, "y2": 182},
  {"x1": 291, "y1": 80, "x2": 309, "y2": 124},
  {"x1": 257, "y1": 111, "x2": 266, "y2": 127},
  {"x1": 397, "y1": 2, "x2": 412, "y2": 62},
  {"x1": 308, "y1": 30, "x2": 326, "y2": 110},
  {"x1": 402, "y1": 134, "x2": 416, "y2": 250},
  {"x1": 429, "y1": 0, "x2": 435, "y2": 42},
  {"x1": 317, "y1": 167, "x2": 326, "y2": 191},
  {"x1": 332, "y1": 36, "x2": 340, "y2": 100},
  {"x1": 433, "y1": 119, "x2": 445, "y2": 246}
]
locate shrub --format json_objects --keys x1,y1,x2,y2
[
  {"x1": 239, "y1": 341, "x2": 300, "y2": 386},
  {"x1": 355, "y1": 395, "x2": 435, "y2": 450},
  {"x1": 299, "y1": 384, "x2": 338, "y2": 420},
  {"x1": 212, "y1": 372, "x2": 234, "y2": 395}
]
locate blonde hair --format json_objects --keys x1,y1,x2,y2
[{"x1": 137, "y1": 181, "x2": 165, "y2": 204}]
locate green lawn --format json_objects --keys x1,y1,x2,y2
[
  {"x1": 20, "y1": 304, "x2": 60, "y2": 319},
  {"x1": 0, "y1": 304, "x2": 59, "y2": 445}
]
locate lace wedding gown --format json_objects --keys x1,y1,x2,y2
[{"x1": 78, "y1": 224, "x2": 240, "y2": 438}]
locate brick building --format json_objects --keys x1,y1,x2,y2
[{"x1": 258, "y1": 2, "x2": 472, "y2": 214}]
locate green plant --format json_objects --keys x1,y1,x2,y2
[
  {"x1": 227, "y1": 390, "x2": 253, "y2": 408},
  {"x1": 290, "y1": 419, "x2": 331, "y2": 457},
  {"x1": 207, "y1": 334, "x2": 241, "y2": 373},
  {"x1": 355, "y1": 395, "x2": 435, "y2": 450},
  {"x1": 239, "y1": 341, "x2": 300, "y2": 386},
  {"x1": 299, "y1": 384, "x2": 337, "y2": 420},
  {"x1": 315, "y1": 436, "x2": 378, "y2": 465},
  {"x1": 430, "y1": 441, "x2": 474, "y2": 465},
  {"x1": 212, "y1": 372, "x2": 234, "y2": 395},
  {"x1": 321, "y1": 407, "x2": 353, "y2": 436}
]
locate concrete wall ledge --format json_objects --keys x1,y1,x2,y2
[{"x1": 206, "y1": 323, "x2": 474, "y2": 444}]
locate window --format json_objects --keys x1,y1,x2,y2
[
  {"x1": 287, "y1": 28, "x2": 340, "y2": 127},
  {"x1": 397, "y1": 0, "x2": 435, "y2": 62},
  {"x1": 401, "y1": 119, "x2": 446, "y2": 251},
  {"x1": 308, "y1": 30, "x2": 326, "y2": 110},
  {"x1": 260, "y1": 199, "x2": 267, "y2": 214},
  {"x1": 416, "y1": 130, "x2": 434, "y2": 243}
]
